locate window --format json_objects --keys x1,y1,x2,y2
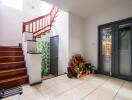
[{"x1": 2, "y1": 0, "x2": 23, "y2": 10}]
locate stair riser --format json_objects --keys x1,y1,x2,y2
[
  {"x1": 0, "y1": 46, "x2": 28, "y2": 89},
  {"x1": 0, "y1": 63, "x2": 25, "y2": 70},
  {"x1": 0, "y1": 52, "x2": 23, "y2": 56},
  {"x1": 0, "y1": 47, "x2": 22, "y2": 51},
  {"x1": 0, "y1": 70, "x2": 27, "y2": 80},
  {"x1": 0, "y1": 78, "x2": 28, "y2": 89},
  {"x1": 0, "y1": 57, "x2": 24, "y2": 63}
]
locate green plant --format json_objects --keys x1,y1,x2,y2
[
  {"x1": 42, "y1": 66, "x2": 49, "y2": 75},
  {"x1": 37, "y1": 41, "x2": 50, "y2": 76}
]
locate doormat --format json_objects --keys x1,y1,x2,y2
[{"x1": 0, "y1": 86, "x2": 22, "y2": 99}]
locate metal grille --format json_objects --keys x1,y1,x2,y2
[{"x1": 0, "y1": 86, "x2": 22, "y2": 99}]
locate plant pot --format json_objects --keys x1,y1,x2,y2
[
  {"x1": 77, "y1": 74, "x2": 80, "y2": 79},
  {"x1": 44, "y1": 73, "x2": 48, "y2": 76}
]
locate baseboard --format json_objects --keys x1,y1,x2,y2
[{"x1": 29, "y1": 81, "x2": 42, "y2": 86}]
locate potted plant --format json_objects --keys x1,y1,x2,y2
[
  {"x1": 42, "y1": 66, "x2": 49, "y2": 76},
  {"x1": 91, "y1": 66, "x2": 96, "y2": 74},
  {"x1": 37, "y1": 41, "x2": 50, "y2": 77}
]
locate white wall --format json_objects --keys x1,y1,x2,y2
[
  {"x1": 51, "y1": 11, "x2": 85, "y2": 74},
  {"x1": 22, "y1": 32, "x2": 42, "y2": 84},
  {"x1": 0, "y1": 3, "x2": 23, "y2": 46},
  {"x1": 0, "y1": 0, "x2": 52, "y2": 46},
  {"x1": 51, "y1": 11, "x2": 69, "y2": 75},
  {"x1": 69, "y1": 13, "x2": 85, "y2": 58},
  {"x1": 84, "y1": 1, "x2": 132, "y2": 68},
  {"x1": 23, "y1": 0, "x2": 52, "y2": 21}
]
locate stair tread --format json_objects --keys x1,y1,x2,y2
[
  {"x1": 0, "y1": 56, "x2": 23, "y2": 58},
  {"x1": 0, "y1": 51, "x2": 22, "y2": 52},
  {"x1": 0, "y1": 46, "x2": 21, "y2": 48},
  {"x1": 0, "y1": 61, "x2": 24, "y2": 65},
  {"x1": 0, "y1": 68, "x2": 26, "y2": 74},
  {"x1": 0, "y1": 75, "x2": 28, "y2": 84},
  {"x1": 27, "y1": 52, "x2": 41, "y2": 54},
  {"x1": 27, "y1": 40, "x2": 36, "y2": 42},
  {"x1": 0, "y1": 46, "x2": 28, "y2": 88}
]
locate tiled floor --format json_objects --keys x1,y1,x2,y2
[
  {"x1": 42, "y1": 74, "x2": 55, "y2": 80},
  {"x1": 3, "y1": 74, "x2": 132, "y2": 100}
]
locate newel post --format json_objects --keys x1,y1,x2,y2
[{"x1": 22, "y1": 22, "x2": 25, "y2": 33}]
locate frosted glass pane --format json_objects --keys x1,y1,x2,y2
[
  {"x1": 101, "y1": 27, "x2": 112, "y2": 73},
  {"x1": 119, "y1": 24, "x2": 131, "y2": 76}
]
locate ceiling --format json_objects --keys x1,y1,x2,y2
[{"x1": 42, "y1": 0, "x2": 130, "y2": 19}]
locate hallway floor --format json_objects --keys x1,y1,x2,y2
[
  {"x1": 42, "y1": 74, "x2": 55, "y2": 80},
  {"x1": 3, "y1": 74, "x2": 132, "y2": 100}
]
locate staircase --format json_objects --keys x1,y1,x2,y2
[
  {"x1": 0, "y1": 46, "x2": 28, "y2": 89},
  {"x1": 21, "y1": 7, "x2": 59, "y2": 85},
  {"x1": 0, "y1": 7, "x2": 59, "y2": 89},
  {"x1": 22, "y1": 7, "x2": 59, "y2": 38}
]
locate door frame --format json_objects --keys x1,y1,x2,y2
[
  {"x1": 98, "y1": 24, "x2": 115, "y2": 76},
  {"x1": 98, "y1": 17, "x2": 132, "y2": 81}
]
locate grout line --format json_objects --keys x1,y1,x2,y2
[
  {"x1": 37, "y1": 75, "x2": 96, "y2": 100},
  {"x1": 49, "y1": 77, "x2": 96, "y2": 100},
  {"x1": 19, "y1": 74, "x2": 123, "y2": 100},
  {"x1": 112, "y1": 80, "x2": 125, "y2": 100},
  {"x1": 50, "y1": 75, "x2": 109, "y2": 100},
  {"x1": 81, "y1": 78, "x2": 110, "y2": 100},
  {"x1": 34, "y1": 87, "x2": 47, "y2": 100}
]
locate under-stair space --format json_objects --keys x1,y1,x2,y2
[
  {"x1": 0, "y1": 47, "x2": 28, "y2": 89},
  {"x1": 22, "y1": 32, "x2": 42, "y2": 85},
  {"x1": 21, "y1": 7, "x2": 60, "y2": 84}
]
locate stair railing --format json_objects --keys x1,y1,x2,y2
[
  {"x1": 50, "y1": 7, "x2": 59, "y2": 25},
  {"x1": 22, "y1": 7, "x2": 59, "y2": 38}
]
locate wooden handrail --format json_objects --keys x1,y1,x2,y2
[
  {"x1": 22, "y1": 7, "x2": 59, "y2": 38},
  {"x1": 50, "y1": 8, "x2": 60, "y2": 24},
  {"x1": 24, "y1": 14, "x2": 50, "y2": 25}
]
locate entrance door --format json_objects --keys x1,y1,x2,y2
[
  {"x1": 98, "y1": 25, "x2": 113, "y2": 76},
  {"x1": 98, "y1": 18, "x2": 132, "y2": 81},
  {"x1": 50, "y1": 35, "x2": 59, "y2": 76},
  {"x1": 115, "y1": 21, "x2": 132, "y2": 81}
]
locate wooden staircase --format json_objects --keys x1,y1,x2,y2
[
  {"x1": 0, "y1": 7, "x2": 59, "y2": 89},
  {"x1": 0, "y1": 46, "x2": 28, "y2": 89},
  {"x1": 23, "y1": 7, "x2": 59, "y2": 38}
]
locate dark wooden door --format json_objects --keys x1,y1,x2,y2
[{"x1": 50, "y1": 35, "x2": 59, "y2": 76}]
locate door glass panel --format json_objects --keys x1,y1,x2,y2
[
  {"x1": 118, "y1": 23, "x2": 131, "y2": 76},
  {"x1": 101, "y1": 27, "x2": 112, "y2": 73}
]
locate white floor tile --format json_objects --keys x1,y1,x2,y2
[
  {"x1": 2, "y1": 95, "x2": 19, "y2": 100},
  {"x1": 114, "y1": 81, "x2": 132, "y2": 100},
  {"x1": 83, "y1": 77, "x2": 124, "y2": 100},
  {"x1": 2, "y1": 74, "x2": 132, "y2": 100}
]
